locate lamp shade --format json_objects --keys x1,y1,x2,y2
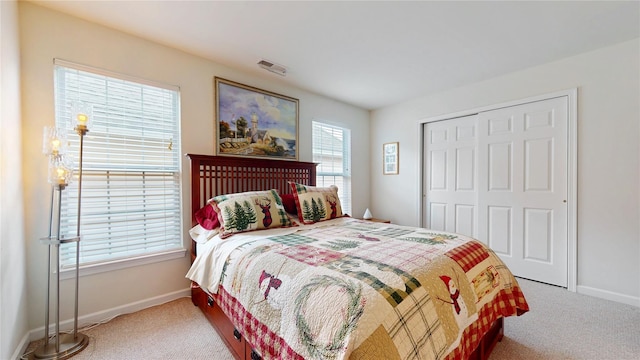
[
  {"x1": 48, "y1": 154, "x2": 74, "y2": 188},
  {"x1": 72, "y1": 101, "x2": 93, "y2": 135},
  {"x1": 363, "y1": 208, "x2": 373, "y2": 220},
  {"x1": 42, "y1": 126, "x2": 68, "y2": 157}
]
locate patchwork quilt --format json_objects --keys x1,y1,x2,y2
[{"x1": 187, "y1": 218, "x2": 529, "y2": 360}]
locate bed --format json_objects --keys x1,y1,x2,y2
[{"x1": 185, "y1": 154, "x2": 529, "y2": 360}]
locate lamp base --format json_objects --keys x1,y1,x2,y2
[{"x1": 31, "y1": 333, "x2": 89, "y2": 360}]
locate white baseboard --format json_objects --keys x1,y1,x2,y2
[
  {"x1": 14, "y1": 288, "x2": 191, "y2": 359},
  {"x1": 577, "y1": 285, "x2": 640, "y2": 307},
  {"x1": 11, "y1": 332, "x2": 32, "y2": 360}
]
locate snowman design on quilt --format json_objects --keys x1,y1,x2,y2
[{"x1": 439, "y1": 275, "x2": 478, "y2": 352}]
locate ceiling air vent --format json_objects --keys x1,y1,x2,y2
[{"x1": 258, "y1": 59, "x2": 287, "y2": 76}]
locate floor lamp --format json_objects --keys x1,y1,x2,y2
[{"x1": 32, "y1": 104, "x2": 91, "y2": 360}]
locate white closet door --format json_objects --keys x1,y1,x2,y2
[
  {"x1": 423, "y1": 115, "x2": 478, "y2": 238},
  {"x1": 477, "y1": 97, "x2": 568, "y2": 287},
  {"x1": 423, "y1": 96, "x2": 569, "y2": 287}
]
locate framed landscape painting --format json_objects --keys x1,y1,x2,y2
[{"x1": 215, "y1": 77, "x2": 299, "y2": 160}]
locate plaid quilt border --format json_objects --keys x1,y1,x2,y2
[
  {"x1": 215, "y1": 287, "x2": 304, "y2": 360},
  {"x1": 445, "y1": 285, "x2": 529, "y2": 360},
  {"x1": 445, "y1": 240, "x2": 489, "y2": 273}
]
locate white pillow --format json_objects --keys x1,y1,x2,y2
[{"x1": 189, "y1": 224, "x2": 220, "y2": 244}]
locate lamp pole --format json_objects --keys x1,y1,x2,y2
[
  {"x1": 73, "y1": 122, "x2": 87, "y2": 340},
  {"x1": 32, "y1": 109, "x2": 90, "y2": 360}
]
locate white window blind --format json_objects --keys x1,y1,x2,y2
[
  {"x1": 312, "y1": 121, "x2": 352, "y2": 215},
  {"x1": 54, "y1": 61, "x2": 183, "y2": 268}
]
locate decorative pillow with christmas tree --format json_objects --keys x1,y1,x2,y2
[
  {"x1": 210, "y1": 189, "x2": 295, "y2": 238},
  {"x1": 289, "y1": 182, "x2": 344, "y2": 224}
]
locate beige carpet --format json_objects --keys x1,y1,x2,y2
[
  {"x1": 23, "y1": 278, "x2": 640, "y2": 359},
  {"x1": 23, "y1": 297, "x2": 235, "y2": 360},
  {"x1": 491, "y1": 278, "x2": 640, "y2": 360}
]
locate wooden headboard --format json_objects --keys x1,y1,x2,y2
[{"x1": 186, "y1": 154, "x2": 317, "y2": 225}]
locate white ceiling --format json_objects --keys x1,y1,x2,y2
[{"x1": 29, "y1": 1, "x2": 640, "y2": 110}]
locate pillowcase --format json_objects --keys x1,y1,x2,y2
[
  {"x1": 280, "y1": 193, "x2": 297, "y2": 214},
  {"x1": 210, "y1": 189, "x2": 294, "y2": 238},
  {"x1": 289, "y1": 182, "x2": 344, "y2": 224},
  {"x1": 188, "y1": 224, "x2": 220, "y2": 244},
  {"x1": 194, "y1": 203, "x2": 220, "y2": 230}
]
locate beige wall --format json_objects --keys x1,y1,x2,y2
[
  {"x1": 371, "y1": 39, "x2": 640, "y2": 306},
  {"x1": 1, "y1": 0, "x2": 29, "y2": 358},
  {"x1": 17, "y1": 0, "x2": 370, "y2": 340}
]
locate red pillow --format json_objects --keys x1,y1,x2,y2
[
  {"x1": 280, "y1": 193, "x2": 297, "y2": 214},
  {"x1": 194, "y1": 204, "x2": 220, "y2": 230}
]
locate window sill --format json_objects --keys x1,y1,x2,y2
[{"x1": 60, "y1": 248, "x2": 187, "y2": 280}]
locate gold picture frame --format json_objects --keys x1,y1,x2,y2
[
  {"x1": 383, "y1": 142, "x2": 399, "y2": 175},
  {"x1": 215, "y1": 77, "x2": 299, "y2": 160}
]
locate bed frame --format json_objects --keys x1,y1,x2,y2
[{"x1": 186, "y1": 153, "x2": 503, "y2": 360}]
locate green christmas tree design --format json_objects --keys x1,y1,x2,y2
[
  {"x1": 322, "y1": 240, "x2": 361, "y2": 251},
  {"x1": 302, "y1": 200, "x2": 313, "y2": 221},
  {"x1": 223, "y1": 206, "x2": 236, "y2": 230},
  {"x1": 243, "y1": 200, "x2": 257, "y2": 224},
  {"x1": 403, "y1": 232, "x2": 457, "y2": 245},
  {"x1": 303, "y1": 197, "x2": 327, "y2": 222},
  {"x1": 225, "y1": 201, "x2": 257, "y2": 231},
  {"x1": 317, "y1": 199, "x2": 326, "y2": 220},
  {"x1": 310, "y1": 198, "x2": 320, "y2": 220}
]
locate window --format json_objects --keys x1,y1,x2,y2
[
  {"x1": 312, "y1": 121, "x2": 352, "y2": 215},
  {"x1": 54, "y1": 60, "x2": 183, "y2": 270}
]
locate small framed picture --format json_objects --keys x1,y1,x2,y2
[{"x1": 383, "y1": 142, "x2": 399, "y2": 175}]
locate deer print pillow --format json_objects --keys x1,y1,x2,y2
[
  {"x1": 210, "y1": 189, "x2": 295, "y2": 238},
  {"x1": 289, "y1": 182, "x2": 344, "y2": 224}
]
